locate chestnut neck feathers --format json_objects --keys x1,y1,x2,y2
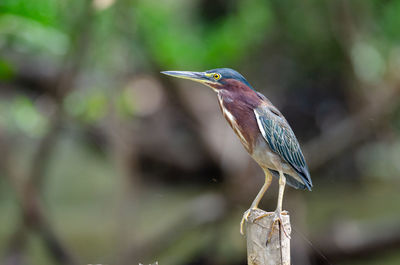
[{"x1": 216, "y1": 79, "x2": 263, "y2": 153}]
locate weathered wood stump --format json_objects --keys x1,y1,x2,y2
[{"x1": 245, "y1": 208, "x2": 291, "y2": 265}]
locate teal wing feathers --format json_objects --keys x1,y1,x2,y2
[{"x1": 254, "y1": 107, "x2": 312, "y2": 190}]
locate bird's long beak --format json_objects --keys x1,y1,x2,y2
[{"x1": 161, "y1": 71, "x2": 210, "y2": 84}]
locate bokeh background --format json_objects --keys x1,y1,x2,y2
[{"x1": 1, "y1": 0, "x2": 400, "y2": 265}]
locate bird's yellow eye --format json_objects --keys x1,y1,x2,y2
[{"x1": 213, "y1": 73, "x2": 221, "y2": 80}]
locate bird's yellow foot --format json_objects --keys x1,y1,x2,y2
[
  {"x1": 266, "y1": 210, "x2": 290, "y2": 243},
  {"x1": 240, "y1": 208, "x2": 257, "y2": 235},
  {"x1": 252, "y1": 210, "x2": 290, "y2": 242}
]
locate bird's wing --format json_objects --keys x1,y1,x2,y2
[{"x1": 254, "y1": 107, "x2": 312, "y2": 190}]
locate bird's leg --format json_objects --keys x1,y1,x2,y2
[
  {"x1": 268, "y1": 171, "x2": 290, "y2": 241},
  {"x1": 253, "y1": 171, "x2": 290, "y2": 240},
  {"x1": 240, "y1": 171, "x2": 272, "y2": 235},
  {"x1": 276, "y1": 171, "x2": 286, "y2": 213}
]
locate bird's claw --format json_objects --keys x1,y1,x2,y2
[
  {"x1": 266, "y1": 210, "x2": 290, "y2": 243},
  {"x1": 240, "y1": 209, "x2": 290, "y2": 240},
  {"x1": 250, "y1": 210, "x2": 290, "y2": 242},
  {"x1": 240, "y1": 208, "x2": 254, "y2": 235}
]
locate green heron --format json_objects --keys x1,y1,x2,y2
[{"x1": 161, "y1": 68, "x2": 312, "y2": 235}]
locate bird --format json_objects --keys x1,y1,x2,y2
[{"x1": 161, "y1": 68, "x2": 312, "y2": 235}]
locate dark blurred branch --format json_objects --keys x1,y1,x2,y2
[
  {"x1": 29, "y1": 114, "x2": 63, "y2": 187},
  {"x1": 116, "y1": 1, "x2": 223, "y2": 170},
  {"x1": 305, "y1": 84, "x2": 400, "y2": 170},
  {"x1": 105, "y1": 92, "x2": 143, "y2": 265},
  {"x1": 0, "y1": 57, "x2": 57, "y2": 96},
  {"x1": 0, "y1": 132, "x2": 78, "y2": 265},
  {"x1": 327, "y1": 0, "x2": 359, "y2": 51},
  {"x1": 1, "y1": 1, "x2": 96, "y2": 264},
  {"x1": 304, "y1": 0, "x2": 400, "y2": 171}
]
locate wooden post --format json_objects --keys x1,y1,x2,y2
[{"x1": 245, "y1": 208, "x2": 291, "y2": 265}]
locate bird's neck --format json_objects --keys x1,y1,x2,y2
[
  {"x1": 216, "y1": 85, "x2": 262, "y2": 154},
  {"x1": 217, "y1": 82, "x2": 261, "y2": 109}
]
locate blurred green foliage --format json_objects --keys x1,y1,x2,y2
[
  {"x1": 0, "y1": 0, "x2": 59, "y2": 26},
  {"x1": 134, "y1": 0, "x2": 271, "y2": 68},
  {"x1": 0, "y1": 14, "x2": 69, "y2": 55},
  {"x1": 0, "y1": 96, "x2": 48, "y2": 137},
  {"x1": 65, "y1": 89, "x2": 108, "y2": 123},
  {"x1": 0, "y1": 58, "x2": 14, "y2": 80}
]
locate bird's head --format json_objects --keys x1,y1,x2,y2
[{"x1": 161, "y1": 68, "x2": 254, "y2": 92}]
